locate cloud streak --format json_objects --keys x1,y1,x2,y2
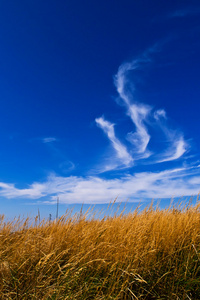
[
  {"x1": 0, "y1": 45, "x2": 198, "y2": 205},
  {"x1": 114, "y1": 59, "x2": 151, "y2": 156},
  {"x1": 96, "y1": 48, "x2": 188, "y2": 168},
  {"x1": 0, "y1": 166, "x2": 199, "y2": 203},
  {"x1": 42, "y1": 137, "x2": 57, "y2": 143},
  {"x1": 95, "y1": 116, "x2": 133, "y2": 168},
  {"x1": 153, "y1": 111, "x2": 188, "y2": 162},
  {"x1": 158, "y1": 136, "x2": 187, "y2": 163}
]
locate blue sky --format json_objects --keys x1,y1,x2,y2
[{"x1": 0, "y1": 0, "x2": 200, "y2": 218}]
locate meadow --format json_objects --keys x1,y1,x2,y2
[{"x1": 0, "y1": 199, "x2": 200, "y2": 299}]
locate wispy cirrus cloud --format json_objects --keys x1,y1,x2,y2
[
  {"x1": 95, "y1": 116, "x2": 133, "y2": 169},
  {"x1": 157, "y1": 136, "x2": 188, "y2": 163},
  {"x1": 0, "y1": 44, "x2": 199, "y2": 205},
  {"x1": 153, "y1": 109, "x2": 188, "y2": 162},
  {"x1": 96, "y1": 47, "x2": 188, "y2": 170},
  {"x1": 154, "y1": 109, "x2": 167, "y2": 121},
  {"x1": 114, "y1": 59, "x2": 151, "y2": 156},
  {"x1": 42, "y1": 137, "x2": 57, "y2": 143}
]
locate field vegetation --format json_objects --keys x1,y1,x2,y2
[{"x1": 0, "y1": 199, "x2": 200, "y2": 299}]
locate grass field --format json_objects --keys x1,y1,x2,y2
[{"x1": 0, "y1": 199, "x2": 200, "y2": 299}]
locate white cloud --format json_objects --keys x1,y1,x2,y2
[
  {"x1": 154, "y1": 109, "x2": 167, "y2": 121},
  {"x1": 0, "y1": 167, "x2": 199, "y2": 203},
  {"x1": 125, "y1": 104, "x2": 151, "y2": 154},
  {"x1": 94, "y1": 47, "x2": 189, "y2": 169},
  {"x1": 42, "y1": 137, "x2": 57, "y2": 143},
  {"x1": 158, "y1": 136, "x2": 187, "y2": 163},
  {"x1": 1, "y1": 45, "x2": 197, "y2": 206},
  {"x1": 59, "y1": 161, "x2": 76, "y2": 172},
  {"x1": 188, "y1": 176, "x2": 200, "y2": 185},
  {"x1": 114, "y1": 60, "x2": 151, "y2": 155},
  {"x1": 0, "y1": 182, "x2": 45, "y2": 199},
  {"x1": 155, "y1": 114, "x2": 188, "y2": 163},
  {"x1": 112, "y1": 50, "x2": 188, "y2": 163},
  {"x1": 95, "y1": 116, "x2": 133, "y2": 168}
]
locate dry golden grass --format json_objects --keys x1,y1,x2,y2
[{"x1": 0, "y1": 199, "x2": 200, "y2": 299}]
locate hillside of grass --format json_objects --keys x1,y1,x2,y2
[{"x1": 0, "y1": 200, "x2": 200, "y2": 299}]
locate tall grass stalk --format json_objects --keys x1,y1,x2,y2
[{"x1": 0, "y1": 199, "x2": 200, "y2": 299}]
